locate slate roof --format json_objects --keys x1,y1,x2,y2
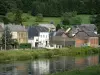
[
  {"x1": 55, "y1": 29, "x2": 65, "y2": 36},
  {"x1": 68, "y1": 24, "x2": 98, "y2": 37},
  {"x1": 85, "y1": 31, "x2": 98, "y2": 37},
  {"x1": 80, "y1": 24, "x2": 97, "y2": 31},
  {"x1": 39, "y1": 24, "x2": 56, "y2": 29},
  {"x1": 28, "y1": 26, "x2": 49, "y2": 39},
  {"x1": 5, "y1": 24, "x2": 27, "y2": 32},
  {"x1": 75, "y1": 31, "x2": 98, "y2": 39}
]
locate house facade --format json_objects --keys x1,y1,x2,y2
[
  {"x1": 50, "y1": 24, "x2": 99, "y2": 48},
  {"x1": 74, "y1": 31, "x2": 99, "y2": 47},
  {"x1": 50, "y1": 29, "x2": 75, "y2": 47},
  {"x1": 28, "y1": 26, "x2": 49, "y2": 48},
  {"x1": 5, "y1": 24, "x2": 28, "y2": 44}
]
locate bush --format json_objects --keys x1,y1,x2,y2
[{"x1": 19, "y1": 43, "x2": 31, "y2": 49}]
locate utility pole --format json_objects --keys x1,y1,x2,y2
[{"x1": 5, "y1": 29, "x2": 6, "y2": 50}]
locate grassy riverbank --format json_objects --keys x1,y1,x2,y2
[
  {"x1": 0, "y1": 47, "x2": 99, "y2": 63},
  {"x1": 49, "y1": 65, "x2": 100, "y2": 75}
]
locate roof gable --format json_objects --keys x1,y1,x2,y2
[{"x1": 28, "y1": 26, "x2": 49, "y2": 39}]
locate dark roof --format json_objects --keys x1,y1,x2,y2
[
  {"x1": 80, "y1": 24, "x2": 97, "y2": 31},
  {"x1": 5, "y1": 24, "x2": 27, "y2": 32},
  {"x1": 68, "y1": 24, "x2": 97, "y2": 37},
  {"x1": 28, "y1": 26, "x2": 49, "y2": 39},
  {"x1": 86, "y1": 31, "x2": 98, "y2": 37},
  {"x1": 75, "y1": 31, "x2": 98, "y2": 39},
  {"x1": 55, "y1": 29, "x2": 65, "y2": 36}
]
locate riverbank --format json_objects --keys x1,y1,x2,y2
[
  {"x1": 49, "y1": 65, "x2": 100, "y2": 75},
  {"x1": 0, "y1": 47, "x2": 99, "y2": 63}
]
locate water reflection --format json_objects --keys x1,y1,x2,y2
[{"x1": 0, "y1": 55, "x2": 99, "y2": 75}]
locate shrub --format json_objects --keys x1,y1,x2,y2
[{"x1": 19, "y1": 43, "x2": 31, "y2": 49}]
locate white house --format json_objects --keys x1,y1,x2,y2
[
  {"x1": 38, "y1": 32, "x2": 49, "y2": 48},
  {"x1": 28, "y1": 26, "x2": 50, "y2": 48}
]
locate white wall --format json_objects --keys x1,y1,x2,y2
[
  {"x1": 11, "y1": 32, "x2": 18, "y2": 39},
  {"x1": 28, "y1": 39, "x2": 34, "y2": 47},
  {"x1": 38, "y1": 32, "x2": 49, "y2": 48},
  {"x1": 28, "y1": 37, "x2": 39, "y2": 47},
  {"x1": 28, "y1": 32, "x2": 49, "y2": 48}
]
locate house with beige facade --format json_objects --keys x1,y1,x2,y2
[{"x1": 4, "y1": 24, "x2": 28, "y2": 44}]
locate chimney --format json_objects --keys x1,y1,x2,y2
[{"x1": 65, "y1": 28, "x2": 71, "y2": 33}]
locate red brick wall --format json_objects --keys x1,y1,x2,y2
[
  {"x1": 75, "y1": 38, "x2": 85, "y2": 47},
  {"x1": 89, "y1": 37, "x2": 99, "y2": 47}
]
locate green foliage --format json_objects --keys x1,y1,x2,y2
[
  {"x1": 35, "y1": 13, "x2": 43, "y2": 22},
  {"x1": 19, "y1": 43, "x2": 31, "y2": 49},
  {"x1": 0, "y1": 0, "x2": 100, "y2": 17},
  {"x1": 56, "y1": 24, "x2": 61, "y2": 31},
  {"x1": 70, "y1": 16, "x2": 82, "y2": 25},
  {"x1": 14, "y1": 9, "x2": 23, "y2": 25},
  {"x1": 22, "y1": 13, "x2": 32, "y2": 22},
  {"x1": 0, "y1": 47, "x2": 99, "y2": 63},
  {"x1": 6, "y1": 12, "x2": 15, "y2": 23},
  {"x1": 61, "y1": 12, "x2": 82, "y2": 26},
  {"x1": 1, "y1": 26, "x2": 13, "y2": 49},
  {"x1": 90, "y1": 14, "x2": 100, "y2": 33}
]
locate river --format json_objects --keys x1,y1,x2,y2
[{"x1": 0, "y1": 54, "x2": 100, "y2": 75}]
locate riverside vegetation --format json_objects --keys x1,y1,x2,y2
[
  {"x1": 0, "y1": 47, "x2": 99, "y2": 63},
  {"x1": 49, "y1": 65, "x2": 100, "y2": 75}
]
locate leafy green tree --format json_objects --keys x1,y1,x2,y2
[
  {"x1": 1, "y1": 26, "x2": 13, "y2": 50},
  {"x1": 61, "y1": 12, "x2": 81, "y2": 25},
  {"x1": 6, "y1": 12, "x2": 15, "y2": 23},
  {"x1": 70, "y1": 17, "x2": 82, "y2": 25},
  {"x1": 35, "y1": 13, "x2": 43, "y2": 22},
  {"x1": 90, "y1": 14, "x2": 100, "y2": 33},
  {"x1": 56, "y1": 24, "x2": 61, "y2": 31},
  {"x1": 14, "y1": 9, "x2": 23, "y2": 25}
]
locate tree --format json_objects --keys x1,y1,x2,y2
[
  {"x1": 56, "y1": 24, "x2": 61, "y2": 31},
  {"x1": 70, "y1": 17, "x2": 82, "y2": 25},
  {"x1": 90, "y1": 14, "x2": 100, "y2": 33},
  {"x1": 5, "y1": 10, "x2": 23, "y2": 25},
  {"x1": 6, "y1": 12, "x2": 15, "y2": 23},
  {"x1": 35, "y1": 13, "x2": 43, "y2": 22},
  {"x1": 14, "y1": 9, "x2": 23, "y2": 25},
  {"x1": 1, "y1": 26, "x2": 13, "y2": 50},
  {"x1": 61, "y1": 12, "x2": 81, "y2": 25}
]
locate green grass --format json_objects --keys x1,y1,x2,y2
[
  {"x1": 0, "y1": 47, "x2": 99, "y2": 63},
  {"x1": 22, "y1": 15, "x2": 91, "y2": 26},
  {"x1": 77, "y1": 15, "x2": 91, "y2": 24},
  {"x1": 49, "y1": 65, "x2": 100, "y2": 75}
]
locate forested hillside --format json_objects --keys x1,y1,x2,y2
[{"x1": 0, "y1": 0, "x2": 100, "y2": 17}]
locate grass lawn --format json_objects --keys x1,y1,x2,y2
[
  {"x1": 49, "y1": 65, "x2": 100, "y2": 75},
  {"x1": 22, "y1": 15, "x2": 91, "y2": 26},
  {"x1": 77, "y1": 15, "x2": 91, "y2": 24}
]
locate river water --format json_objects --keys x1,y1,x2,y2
[{"x1": 0, "y1": 54, "x2": 100, "y2": 75}]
